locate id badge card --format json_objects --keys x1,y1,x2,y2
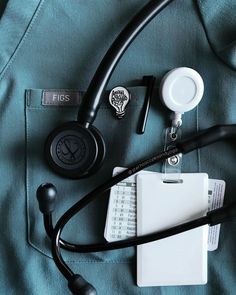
[{"x1": 137, "y1": 173, "x2": 209, "y2": 286}]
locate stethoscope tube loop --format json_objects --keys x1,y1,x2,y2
[
  {"x1": 50, "y1": 123, "x2": 236, "y2": 283},
  {"x1": 51, "y1": 147, "x2": 180, "y2": 280}
]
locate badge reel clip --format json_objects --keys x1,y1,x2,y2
[{"x1": 160, "y1": 67, "x2": 204, "y2": 183}]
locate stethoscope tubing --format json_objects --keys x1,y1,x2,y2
[
  {"x1": 77, "y1": 0, "x2": 174, "y2": 126},
  {"x1": 51, "y1": 148, "x2": 180, "y2": 280},
  {"x1": 50, "y1": 123, "x2": 236, "y2": 281}
]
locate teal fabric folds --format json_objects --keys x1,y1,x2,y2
[
  {"x1": 0, "y1": 0, "x2": 236, "y2": 295},
  {"x1": 0, "y1": 0, "x2": 43, "y2": 75},
  {"x1": 197, "y1": 0, "x2": 236, "y2": 70}
]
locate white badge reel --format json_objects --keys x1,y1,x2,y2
[
  {"x1": 160, "y1": 67, "x2": 204, "y2": 182},
  {"x1": 160, "y1": 67, "x2": 204, "y2": 127}
]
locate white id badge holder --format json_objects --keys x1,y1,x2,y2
[{"x1": 137, "y1": 173, "x2": 209, "y2": 286}]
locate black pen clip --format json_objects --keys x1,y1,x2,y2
[{"x1": 137, "y1": 75, "x2": 156, "y2": 134}]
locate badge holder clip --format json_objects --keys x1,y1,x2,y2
[{"x1": 162, "y1": 125, "x2": 183, "y2": 183}]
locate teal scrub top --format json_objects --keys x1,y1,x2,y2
[{"x1": 0, "y1": 0, "x2": 236, "y2": 294}]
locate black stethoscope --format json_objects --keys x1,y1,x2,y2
[{"x1": 36, "y1": 0, "x2": 236, "y2": 294}]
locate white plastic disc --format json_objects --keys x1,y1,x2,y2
[{"x1": 160, "y1": 67, "x2": 204, "y2": 113}]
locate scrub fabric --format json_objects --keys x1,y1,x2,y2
[{"x1": 0, "y1": 0, "x2": 236, "y2": 294}]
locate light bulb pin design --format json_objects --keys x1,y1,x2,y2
[{"x1": 109, "y1": 86, "x2": 131, "y2": 119}]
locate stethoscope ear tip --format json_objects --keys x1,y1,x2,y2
[
  {"x1": 36, "y1": 183, "x2": 57, "y2": 214},
  {"x1": 68, "y1": 274, "x2": 97, "y2": 295}
]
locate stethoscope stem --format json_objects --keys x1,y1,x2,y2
[{"x1": 44, "y1": 214, "x2": 78, "y2": 252}]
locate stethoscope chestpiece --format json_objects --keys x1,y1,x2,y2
[{"x1": 44, "y1": 121, "x2": 105, "y2": 179}]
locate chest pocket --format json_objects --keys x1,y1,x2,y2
[{"x1": 25, "y1": 86, "x2": 166, "y2": 263}]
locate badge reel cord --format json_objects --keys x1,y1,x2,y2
[{"x1": 36, "y1": 0, "x2": 236, "y2": 294}]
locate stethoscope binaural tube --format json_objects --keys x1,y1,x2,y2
[
  {"x1": 77, "y1": 0, "x2": 174, "y2": 126},
  {"x1": 36, "y1": 124, "x2": 236, "y2": 295}
]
